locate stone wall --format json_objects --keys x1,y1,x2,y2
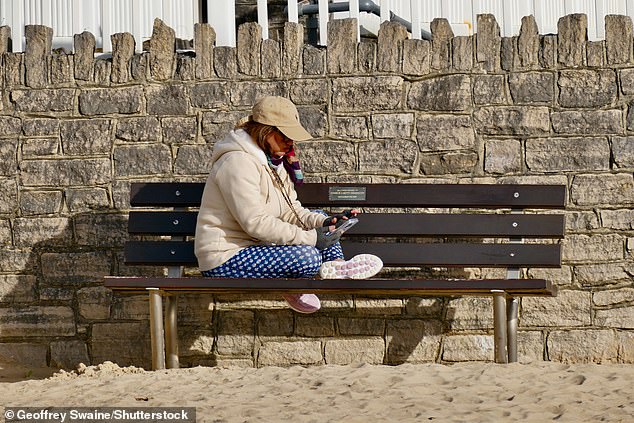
[{"x1": 0, "y1": 14, "x2": 633, "y2": 370}]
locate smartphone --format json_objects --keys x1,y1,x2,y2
[{"x1": 326, "y1": 218, "x2": 358, "y2": 237}]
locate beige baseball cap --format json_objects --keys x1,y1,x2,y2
[{"x1": 250, "y1": 96, "x2": 313, "y2": 141}]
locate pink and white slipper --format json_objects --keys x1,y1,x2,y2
[
  {"x1": 319, "y1": 254, "x2": 383, "y2": 279},
  {"x1": 282, "y1": 293, "x2": 321, "y2": 313}
]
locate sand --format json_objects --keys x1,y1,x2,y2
[{"x1": 0, "y1": 359, "x2": 632, "y2": 423}]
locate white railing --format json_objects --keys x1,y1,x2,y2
[{"x1": 2, "y1": 0, "x2": 634, "y2": 53}]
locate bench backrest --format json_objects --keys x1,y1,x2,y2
[{"x1": 124, "y1": 182, "x2": 566, "y2": 271}]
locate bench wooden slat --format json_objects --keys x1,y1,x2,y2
[
  {"x1": 129, "y1": 182, "x2": 567, "y2": 209},
  {"x1": 124, "y1": 241, "x2": 561, "y2": 267},
  {"x1": 128, "y1": 211, "x2": 565, "y2": 238},
  {"x1": 104, "y1": 276, "x2": 557, "y2": 296}
]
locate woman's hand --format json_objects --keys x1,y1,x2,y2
[{"x1": 322, "y1": 209, "x2": 359, "y2": 227}]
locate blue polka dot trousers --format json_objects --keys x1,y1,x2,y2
[{"x1": 201, "y1": 243, "x2": 344, "y2": 279}]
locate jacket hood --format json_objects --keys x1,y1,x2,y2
[{"x1": 210, "y1": 129, "x2": 267, "y2": 167}]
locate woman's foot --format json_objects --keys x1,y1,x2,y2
[
  {"x1": 319, "y1": 254, "x2": 383, "y2": 279},
  {"x1": 282, "y1": 293, "x2": 321, "y2": 313}
]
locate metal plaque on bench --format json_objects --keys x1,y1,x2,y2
[{"x1": 328, "y1": 186, "x2": 366, "y2": 201}]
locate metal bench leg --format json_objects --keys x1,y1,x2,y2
[
  {"x1": 165, "y1": 294, "x2": 180, "y2": 369},
  {"x1": 492, "y1": 290, "x2": 508, "y2": 364},
  {"x1": 148, "y1": 288, "x2": 166, "y2": 370},
  {"x1": 507, "y1": 297, "x2": 519, "y2": 363}
]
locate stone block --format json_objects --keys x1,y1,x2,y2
[
  {"x1": 60, "y1": 119, "x2": 112, "y2": 155},
  {"x1": 4, "y1": 53, "x2": 24, "y2": 87},
  {"x1": 402, "y1": 39, "x2": 430, "y2": 75},
  {"x1": 299, "y1": 106, "x2": 327, "y2": 137},
  {"x1": 601, "y1": 209, "x2": 634, "y2": 230},
  {"x1": 518, "y1": 15, "x2": 539, "y2": 68},
  {"x1": 115, "y1": 116, "x2": 160, "y2": 141},
  {"x1": 174, "y1": 145, "x2": 214, "y2": 175},
  {"x1": 574, "y1": 263, "x2": 634, "y2": 286},
  {"x1": 237, "y1": 22, "x2": 261, "y2": 76},
  {"x1": 93, "y1": 59, "x2": 111, "y2": 85},
  {"x1": 558, "y1": 14, "x2": 587, "y2": 67},
  {"x1": 586, "y1": 41, "x2": 605, "y2": 67},
  {"x1": 563, "y1": 211, "x2": 600, "y2": 232},
  {"x1": 473, "y1": 106, "x2": 550, "y2": 136},
  {"x1": 359, "y1": 140, "x2": 418, "y2": 174},
  {"x1": 149, "y1": 18, "x2": 175, "y2": 80},
  {"x1": 131, "y1": 53, "x2": 148, "y2": 81},
  {"x1": 509, "y1": 72, "x2": 554, "y2": 104},
  {"x1": 526, "y1": 137, "x2": 610, "y2": 172},
  {"x1": 522, "y1": 290, "x2": 592, "y2": 327},
  {"x1": 416, "y1": 114, "x2": 475, "y2": 151},
  {"x1": 0, "y1": 343, "x2": 47, "y2": 367},
  {"x1": 333, "y1": 76, "x2": 402, "y2": 112},
  {"x1": 22, "y1": 138, "x2": 59, "y2": 157},
  {"x1": 176, "y1": 294, "x2": 214, "y2": 324},
  {"x1": 484, "y1": 138, "x2": 522, "y2": 174},
  {"x1": 257, "y1": 341, "x2": 323, "y2": 366},
  {"x1": 261, "y1": 39, "x2": 281, "y2": 78},
  {"x1": 563, "y1": 234, "x2": 624, "y2": 262},
  {"x1": 202, "y1": 111, "x2": 244, "y2": 141},
  {"x1": 331, "y1": 116, "x2": 367, "y2": 139},
  {"x1": 176, "y1": 53, "x2": 196, "y2": 81},
  {"x1": 473, "y1": 74, "x2": 506, "y2": 105},
  {"x1": 0, "y1": 116, "x2": 21, "y2": 136},
  {"x1": 20, "y1": 190, "x2": 62, "y2": 215},
  {"x1": 620, "y1": 69, "x2": 634, "y2": 95},
  {"x1": 408, "y1": 75, "x2": 470, "y2": 111},
  {"x1": 404, "y1": 298, "x2": 444, "y2": 317},
  {"x1": 372, "y1": 113, "x2": 413, "y2": 139},
  {"x1": 50, "y1": 52, "x2": 72, "y2": 84},
  {"x1": 296, "y1": 316, "x2": 335, "y2": 337},
  {"x1": 430, "y1": 18, "x2": 453, "y2": 70},
  {"x1": 558, "y1": 70, "x2": 617, "y2": 108},
  {"x1": 325, "y1": 338, "x2": 385, "y2": 365},
  {"x1": 476, "y1": 14, "x2": 501, "y2": 71},
  {"x1": 74, "y1": 31, "x2": 95, "y2": 81},
  {"x1": 162, "y1": 116, "x2": 197, "y2": 144},
  {"x1": 596, "y1": 307, "x2": 634, "y2": 329},
  {"x1": 65, "y1": 187, "x2": 110, "y2": 212},
  {"x1": 0, "y1": 26, "x2": 10, "y2": 53},
  {"x1": 146, "y1": 85, "x2": 189, "y2": 115},
  {"x1": 619, "y1": 331, "x2": 634, "y2": 363},
  {"x1": 447, "y1": 297, "x2": 494, "y2": 330},
  {"x1": 257, "y1": 310, "x2": 293, "y2": 336},
  {"x1": 111, "y1": 32, "x2": 135, "y2": 83},
  {"x1": 0, "y1": 179, "x2": 16, "y2": 212},
  {"x1": 216, "y1": 310, "x2": 254, "y2": 356},
  {"x1": 355, "y1": 298, "x2": 403, "y2": 315},
  {"x1": 452, "y1": 36, "x2": 473, "y2": 71},
  {"x1": 282, "y1": 22, "x2": 303, "y2": 77},
  {"x1": 92, "y1": 322, "x2": 151, "y2": 368},
  {"x1": 12, "y1": 89, "x2": 75, "y2": 112},
  {"x1": 111, "y1": 296, "x2": 149, "y2": 320},
  {"x1": 570, "y1": 173, "x2": 634, "y2": 206},
  {"x1": 0, "y1": 140, "x2": 16, "y2": 179},
  {"x1": 13, "y1": 217, "x2": 72, "y2": 248},
  {"x1": 194, "y1": 23, "x2": 215, "y2": 79},
  {"x1": 25, "y1": 25, "x2": 52, "y2": 88},
  {"x1": 79, "y1": 87, "x2": 142, "y2": 115},
  {"x1": 358, "y1": 41, "x2": 377, "y2": 72},
  {"x1": 0, "y1": 275, "x2": 37, "y2": 303},
  {"x1": 0, "y1": 249, "x2": 31, "y2": 273},
  {"x1": 501, "y1": 36, "x2": 518, "y2": 71},
  {"x1": 547, "y1": 329, "x2": 618, "y2": 363},
  {"x1": 190, "y1": 82, "x2": 230, "y2": 109},
  {"x1": 50, "y1": 340, "x2": 90, "y2": 369},
  {"x1": 22, "y1": 118, "x2": 58, "y2": 136},
  {"x1": 327, "y1": 18, "x2": 357, "y2": 74},
  {"x1": 610, "y1": 137, "x2": 634, "y2": 168},
  {"x1": 552, "y1": 110, "x2": 622, "y2": 135},
  {"x1": 230, "y1": 81, "x2": 286, "y2": 107},
  {"x1": 595, "y1": 286, "x2": 634, "y2": 305},
  {"x1": 214, "y1": 47, "x2": 238, "y2": 78},
  {"x1": 298, "y1": 140, "x2": 355, "y2": 173},
  {"x1": 337, "y1": 318, "x2": 385, "y2": 336},
  {"x1": 290, "y1": 79, "x2": 328, "y2": 105},
  {"x1": 517, "y1": 331, "x2": 545, "y2": 362},
  {"x1": 0, "y1": 306, "x2": 75, "y2": 337},
  {"x1": 420, "y1": 150, "x2": 477, "y2": 175},
  {"x1": 539, "y1": 35, "x2": 557, "y2": 69},
  {"x1": 605, "y1": 15, "x2": 633, "y2": 65},
  {"x1": 378, "y1": 21, "x2": 407, "y2": 72},
  {"x1": 114, "y1": 144, "x2": 172, "y2": 177},
  {"x1": 303, "y1": 45, "x2": 325, "y2": 75},
  {"x1": 442, "y1": 335, "x2": 495, "y2": 362},
  {"x1": 77, "y1": 286, "x2": 112, "y2": 319},
  {"x1": 21, "y1": 158, "x2": 111, "y2": 187},
  {"x1": 385, "y1": 320, "x2": 442, "y2": 364}
]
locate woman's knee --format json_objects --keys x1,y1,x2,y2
[{"x1": 294, "y1": 245, "x2": 322, "y2": 277}]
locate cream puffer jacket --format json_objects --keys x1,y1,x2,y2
[{"x1": 194, "y1": 129, "x2": 326, "y2": 271}]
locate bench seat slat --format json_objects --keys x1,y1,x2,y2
[
  {"x1": 129, "y1": 183, "x2": 567, "y2": 209},
  {"x1": 124, "y1": 241, "x2": 561, "y2": 267},
  {"x1": 104, "y1": 276, "x2": 557, "y2": 296},
  {"x1": 128, "y1": 212, "x2": 565, "y2": 238}
]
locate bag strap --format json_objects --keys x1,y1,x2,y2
[{"x1": 266, "y1": 166, "x2": 310, "y2": 231}]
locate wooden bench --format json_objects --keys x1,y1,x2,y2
[{"x1": 104, "y1": 182, "x2": 566, "y2": 370}]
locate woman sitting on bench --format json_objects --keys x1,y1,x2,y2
[{"x1": 194, "y1": 96, "x2": 383, "y2": 314}]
